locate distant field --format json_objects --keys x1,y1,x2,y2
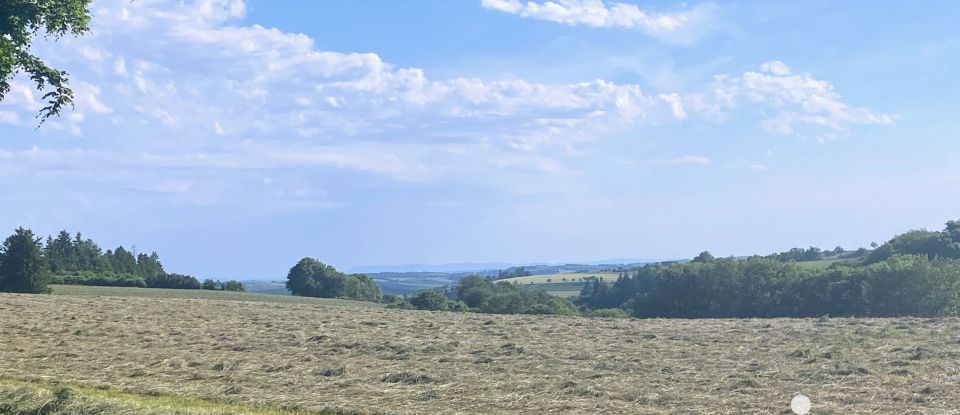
[
  {"x1": 50, "y1": 285, "x2": 383, "y2": 307},
  {"x1": 2, "y1": 290, "x2": 958, "y2": 414},
  {"x1": 794, "y1": 258, "x2": 857, "y2": 271},
  {"x1": 516, "y1": 282, "x2": 586, "y2": 298},
  {"x1": 500, "y1": 272, "x2": 620, "y2": 285}
]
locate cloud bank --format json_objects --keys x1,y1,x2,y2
[{"x1": 0, "y1": 0, "x2": 893, "y2": 210}]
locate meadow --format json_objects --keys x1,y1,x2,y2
[
  {"x1": 500, "y1": 272, "x2": 620, "y2": 297},
  {"x1": 2, "y1": 287, "x2": 959, "y2": 414},
  {"x1": 499, "y1": 272, "x2": 621, "y2": 285}
]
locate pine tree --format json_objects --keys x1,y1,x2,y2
[{"x1": 0, "y1": 228, "x2": 51, "y2": 294}]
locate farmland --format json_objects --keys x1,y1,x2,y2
[
  {"x1": 500, "y1": 272, "x2": 620, "y2": 297},
  {"x1": 500, "y1": 272, "x2": 621, "y2": 285},
  {"x1": 2, "y1": 288, "x2": 960, "y2": 414}
]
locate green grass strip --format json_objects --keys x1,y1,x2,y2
[{"x1": 0, "y1": 378, "x2": 368, "y2": 415}]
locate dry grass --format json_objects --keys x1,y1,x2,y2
[
  {"x1": 49, "y1": 285, "x2": 383, "y2": 307},
  {"x1": 2, "y1": 290, "x2": 960, "y2": 414}
]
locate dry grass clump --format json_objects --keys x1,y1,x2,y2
[
  {"x1": 1, "y1": 289, "x2": 960, "y2": 414},
  {"x1": 380, "y1": 372, "x2": 439, "y2": 385}
]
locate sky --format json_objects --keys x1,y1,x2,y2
[{"x1": 1, "y1": 0, "x2": 959, "y2": 278}]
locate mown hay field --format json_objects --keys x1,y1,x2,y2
[{"x1": 2, "y1": 288, "x2": 960, "y2": 414}]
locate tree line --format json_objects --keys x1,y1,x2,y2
[
  {"x1": 0, "y1": 227, "x2": 243, "y2": 294},
  {"x1": 578, "y1": 220, "x2": 960, "y2": 318}
]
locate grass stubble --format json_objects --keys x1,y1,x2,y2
[{"x1": 1, "y1": 286, "x2": 959, "y2": 414}]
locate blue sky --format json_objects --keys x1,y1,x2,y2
[{"x1": 1, "y1": 0, "x2": 959, "y2": 278}]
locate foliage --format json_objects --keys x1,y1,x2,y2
[
  {"x1": 51, "y1": 271, "x2": 146, "y2": 287},
  {"x1": 0, "y1": 227, "x2": 50, "y2": 293},
  {"x1": 766, "y1": 246, "x2": 824, "y2": 262},
  {"x1": 583, "y1": 308, "x2": 630, "y2": 318},
  {"x1": 201, "y1": 278, "x2": 245, "y2": 292},
  {"x1": 691, "y1": 251, "x2": 715, "y2": 263},
  {"x1": 579, "y1": 254, "x2": 960, "y2": 319},
  {"x1": 146, "y1": 273, "x2": 202, "y2": 290},
  {"x1": 454, "y1": 275, "x2": 579, "y2": 315},
  {"x1": 574, "y1": 219, "x2": 960, "y2": 319},
  {"x1": 286, "y1": 258, "x2": 381, "y2": 302},
  {"x1": 496, "y1": 266, "x2": 533, "y2": 280},
  {"x1": 409, "y1": 289, "x2": 448, "y2": 311},
  {"x1": 0, "y1": 0, "x2": 93, "y2": 122}
]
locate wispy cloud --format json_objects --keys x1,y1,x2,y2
[
  {"x1": 669, "y1": 155, "x2": 711, "y2": 165},
  {"x1": 481, "y1": 0, "x2": 719, "y2": 43}
]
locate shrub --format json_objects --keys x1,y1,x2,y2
[
  {"x1": 410, "y1": 290, "x2": 449, "y2": 311},
  {"x1": 584, "y1": 308, "x2": 630, "y2": 318},
  {"x1": 51, "y1": 271, "x2": 147, "y2": 288},
  {"x1": 147, "y1": 273, "x2": 202, "y2": 289},
  {"x1": 443, "y1": 300, "x2": 469, "y2": 312}
]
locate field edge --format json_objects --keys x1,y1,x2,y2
[{"x1": 0, "y1": 377, "x2": 371, "y2": 415}]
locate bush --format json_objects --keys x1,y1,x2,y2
[
  {"x1": 223, "y1": 280, "x2": 245, "y2": 292},
  {"x1": 584, "y1": 308, "x2": 629, "y2": 318},
  {"x1": 409, "y1": 290, "x2": 449, "y2": 311},
  {"x1": 51, "y1": 271, "x2": 146, "y2": 288},
  {"x1": 147, "y1": 273, "x2": 202, "y2": 289},
  {"x1": 443, "y1": 300, "x2": 469, "y2": 312},
  {"x1": 386, "y1": 301, "x2": 415, "y2": 310}
]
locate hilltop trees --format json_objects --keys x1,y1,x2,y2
[
  {"x1": 574, "y1": 219, "x2": 960, "y2": 318},
  {"x1": 0, "y1": 228, "x2": 50, "y2": 293},
  {"x1": 691, "y1": 251, "x2": 715, "y2": 263},
  {"x1": 286, "y1": 258, "x2": 381, "y2": 302}
]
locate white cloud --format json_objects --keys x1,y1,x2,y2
[
  {"x1": 481, "y1": 0, "x2": 719, "y2": 43},
  {"x1": 658, "y1": 93, "x2": 687, "y2": 119},
  {"x1": 73, "y1": 81, "x2": 114, "y2": 115},
  {"x1": 704, "y1": 61, "x2": 894, "y2": 135},
  {"x1": 669, "y1": 155, "x2": 711, "y2": 165},
  {"x1": 0, "y1": 110, "x2": 21, "y2": 125}
]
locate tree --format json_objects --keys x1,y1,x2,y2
[
  {"x1": 136, "y1": 252, "x2": 165, "y2": 278},
  {"x1": 110, "y1": 246, "x2": 137, "y2": 274},
  {"x1": 286, "y1": 258, "x2": 340, "y2": 297},
  {"x1": 0, "y1": 227, "x2": 50, "y2": 293},
  {"x1": 43, "y1": 230, "x2": 72, "y2": 272},
  {"x1": 691, "y1": 251, "x2": 715, "y2": 263},
  {"x1": 223, "y1": 280, "x2": 244, "y2": 292},
  {"x1": 409, "y1": 289, "x2": 448, "y2": 311},
  {"x1": 1, "y1": 0, "x2": 92, "y2": 122},
  {"x1": 285, "y1": 258, "x2": 381, "y2": 301}
]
